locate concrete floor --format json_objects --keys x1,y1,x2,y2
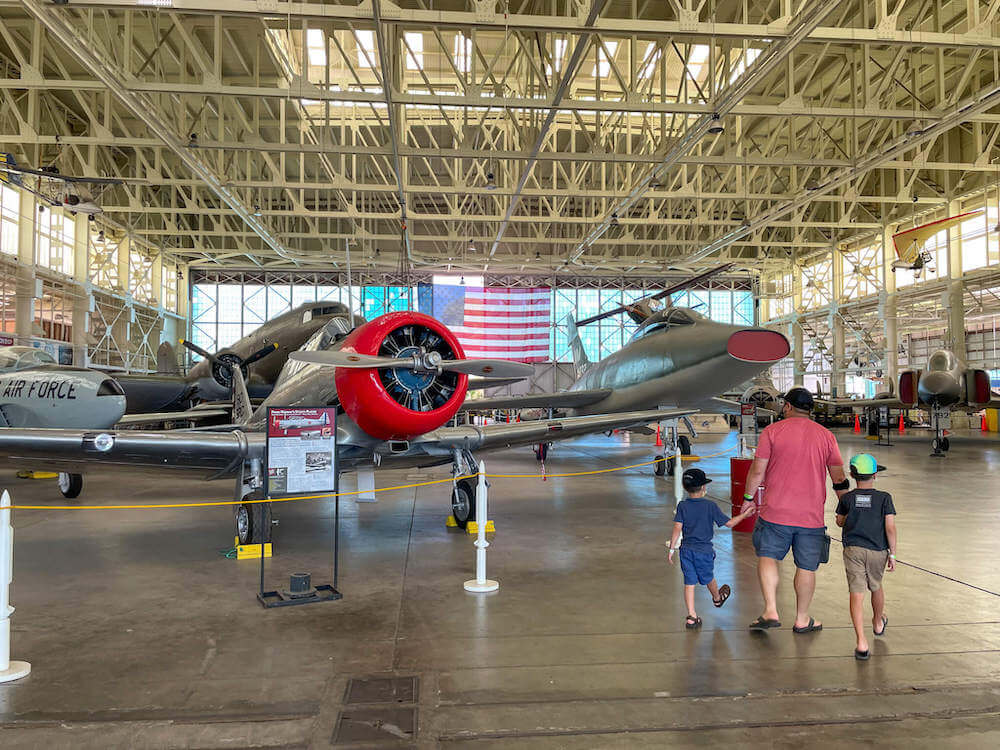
[{"x1": 1, "y1": 426, "x2": 1000, "y2": 748}]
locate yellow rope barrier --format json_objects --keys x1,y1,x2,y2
[{"x1": 0, "y1": 447, "x2": 738, "y2": 511}]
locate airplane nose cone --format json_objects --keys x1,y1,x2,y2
[
  {"x1": 727, "y1": 329, "x2": 790, "y2": 363},
  {"x1": 918, "y1": 371, "x2": 962, "y2": 407}
]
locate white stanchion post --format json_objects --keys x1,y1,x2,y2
[
  {"x1": 464, "y1": 461, "x2": 498, "y2": 593},
  {"x1": 673, "y1": 433, "x2": 683, "y2": 502},
  {"x1": 0, "y1": 490, "x2": 30, "y2": 683}
]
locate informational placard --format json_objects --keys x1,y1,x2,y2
[
  {"x1": 266, "y1": 406, "x2": 337, "y2": 497},
  {"x1": 740, "y1": 403, "x2": 759, "y2": 447}
]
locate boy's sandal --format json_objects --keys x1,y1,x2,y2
[
  {"x1": 748, "y1": 616, "x2": 781, "y2": 631},
  {"x1": 685, "y1": 615, "x2": 702, "y2": 630},
  {"x1": 713, "y1": 584, "x2": 731, "y2": 608},
  {"x1": 874, "y1": 616, "x2": 888, "y2": 636},
  {"x1": 792, "y1": 617, "x2": 823, "y2": 634},
  {"x1": 854, "y1": 649, "x2": 870, "y2": 661}
]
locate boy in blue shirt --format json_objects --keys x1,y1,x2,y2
[{"x1": 667, "y1": 468, "x2": 756, "y2": 629}]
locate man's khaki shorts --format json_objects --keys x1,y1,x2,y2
[{"x1": 843, "y1": 546, "x2": 889, "y2": 593}]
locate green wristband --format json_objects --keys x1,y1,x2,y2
[{"x1": 743, "y1": 493, "x2": 754, "y2": 501}]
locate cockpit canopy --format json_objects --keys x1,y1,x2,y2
[
  {"x1": 274, "y1": 316, "x2": 356, "y2": 387},
  {"x1": 300, "y1": 301, "x2": 350, "y2": 324},
  {"x1": 927, "y1": 349, "x2": 958, "y2": 373},
  {"x1": 0, "y1": 346, "x2": 57, "y2": 373},
  {"x1": 628, "y1": 307, "x2": 705, "y2": 343}
]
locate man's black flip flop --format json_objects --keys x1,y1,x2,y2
[
  {"x1": 748, "y1": 616, "x2": 781, "y2": 631},
  {"x1": 792, "y1": 617, "x2": 823, "y2": 634},
  {"x1": 855, "y1": 649, "x2": 870, "y2": 660},
  {"x1": 874, "y1": 616, "x2": 888, "y2": 636}
]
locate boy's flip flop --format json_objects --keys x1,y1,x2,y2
[
  {"x1": 713, "y1": 584, "x2": 731, "y2": 608},
  {"x1": 748, "y1": 616, "x2": 781, "y2": 631},
  {"x1": 793, "y1": 617, "x2": 823, "y2": 634},
  {"x1": 874, "y1": 616, "x2": 888, "y2": 636}
]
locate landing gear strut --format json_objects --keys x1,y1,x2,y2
[
  {"x1": 534, "y1": 442, "x2": 549, "y2": 462},
  {"x1": 450, "y1": 448, "x2": 480, "y2": 529},
  {"x1": 930, "y1": 408, "x2": 951, "y2": 458}
]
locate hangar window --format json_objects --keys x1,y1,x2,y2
[
  {"x1": 306, "y1": 29, "x2": 327, "y2": 67},
  {"x1": 546, "y1": 38, "x2": 568, "y2": 76},
  {"x1": 404, "y1": 32, "x2": 423, "y2": 71},
  {"x1": 593, "y1": 41, "x2": 619, "y2": 78},
  {"x1": 638, "y1": 42, "x2": 661, "y2": 79},
  {"x1": 0, "y1": 182, "x2": 17, "y2": 257},
  {"x1": 355, "y1": 30, "x2": 377, "y2": 67},
  {"x1": 454, "y1": 34, "x2": 472, "y2": 73}
]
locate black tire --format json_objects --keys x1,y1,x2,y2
[
  {"x1": 236, "y1": 501, "x2": 272, "y2": 545},
  {"x1": 654, "y1": 454, "x2": 666, "y2": 476},
  {"x1": 58, "y1": 472, "x2": 82, "y2": 499},
  {"x1": 451, "y1": 478, "x2": 477, "y2": 529},
  {"x1": 678, "y1": 435, "x2": 691, "y2": 455},
  {"x1": 931, "y1": 437, "x2": 941, "y2": 453},
  {"x1": 534, "y1": 443, "x2": 549, "y2": 461},
  {"x1": 941, "y1": 436, "x2": 950, "y2": 452},
  {"x1": 666, "y1": 457, "x2": 676, "y2": 476}
]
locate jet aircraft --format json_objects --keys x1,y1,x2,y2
[
  {"x1": 818, "y1": 348, "x2": 1000, "y2": 455},
  {"x1": 0, "y1": 311, "x2": 697, "y2": 541}
]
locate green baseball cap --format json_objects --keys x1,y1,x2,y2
[{"x1": 849, "y1": 453, "x2": 886, "y2": 476}]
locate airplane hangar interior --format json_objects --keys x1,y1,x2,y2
[{"x1": 2, "y1": 0, "x2": 1000, "y2": 747}]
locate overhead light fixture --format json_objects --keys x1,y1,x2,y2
[
  {"x1": 187, "y1": 133, "x2": 198, "y2": 147},
  {"x1": 252, "y1": 205, "x2": 262, "y2": 217},
  {"x1": 468, "y1": 240, "x2": 475, "y2": 252},
  {"x1": 95, "y1": 230, "x2": 105, "y2": 245},
  {"x1": 485, "y1": 172, "x2": 497, "y2": 190},
  {"x1": 535, "y1": 250, "x2": 541, "y2": 260},
  {"x1": 610, "y1": 213, "x2": 620, "y2": 227},
  {"x1": 707, "y1": 114, "x2": 724, "y2": 135},
  {"x1": 804, "y1": 178, "x2": 820, "y2": 191}
]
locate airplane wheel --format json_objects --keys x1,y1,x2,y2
[
  {"x1": 534, "y1": 443, "x2": 549, "y2": 461},
  {"x1": 931, "y1": 437, "x2": 941, "y2": 453},
  {"x1": 678, "y1": 435, "x2": 691, "y2": 455},
  {"x1": 58, "y1": 472, "x2": 82, "y2": 499},
  {"x1": 236, "y1": 501, "x2": 272, "y2": 545},
  {"x1": 941, "y1": 437, "x2": 950, "y2": 452},
  {"x1": 654, "y1": 454, "x2": 666, "y2": 476},
  {"x1": 666, "y1": 457, "x2": 676, "y2": 476},
  {"x1": 451, "y1": 478, "x2": 477, "y2": 529}
]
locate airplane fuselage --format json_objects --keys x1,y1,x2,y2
[
  {"x1": 0, "y1": 365, "x2": 127, "y2": 428},
  {"x1": 916, "y1": 349, "x2": 965, "y2": 408}
]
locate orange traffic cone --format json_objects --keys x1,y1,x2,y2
[
  {"x1": 898, "y1": 414, "x2": 905, "y2": 433},
  {"x1": 853, "y1": 414, "x2": 861, "y2": 434},
  {"x1": 655, "y1": 425, "x2": 663, "y2": 447},
  {"x1": 983, "y1": 414, "x2": 989, "y2": 432}
]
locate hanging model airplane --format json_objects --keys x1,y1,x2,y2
[
  {"x1": 890, "y1": 211, "x2": 983, "y2": 277},
  {"x1": 0, "y1": 152, "x2": 123, "y2": 216},
  {"x1": 816, "y1": 348, "x2": 1000, "y2": 456},
  {"x1": 460, "y1": 265, "x2": 790, "y2": 470},
  {"x1": 0, "y1": 311, "x2": 699, "y2": 540}
]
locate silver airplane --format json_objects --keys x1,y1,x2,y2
[
  {"x1": 113, "y1": 301, "x2": 354, "y2": 414},
  {"x1": 818, "y1": 348, "x2": 1000, "y2": 455},
  {"x1": 0, "y1": 346, "x2": 127, "y2": 497},
  {"x1": 0, "y1": 312, "x2": 700, "y2": 540}
]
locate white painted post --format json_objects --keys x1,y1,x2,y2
[
  {"x1": 355, "y1": 469, "x2": 376, "y2": 503},
  {"x1": 0, "y1": 490, "x2": 30, "y2": 683},
  {"x1": 673, "y1": 429, "x2": 683, "y2": 502},
  {"x1": 464, "y1": 461, "x2": 498, "y2": 593}
]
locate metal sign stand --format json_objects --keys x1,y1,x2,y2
[{"x1": 257, "y1": 406, "x2": 342, "y2": 608}]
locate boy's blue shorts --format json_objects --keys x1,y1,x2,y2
[{"x1": 678, "y1": 547, "x2": 715, "y2": 585}]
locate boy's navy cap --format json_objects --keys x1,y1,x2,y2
[
  {"x1": 682, "y1": 468, "x2": 712, "y2": 489},
  {"x1": 783, "y1": 387, "x2": 814, "y2": 410}
]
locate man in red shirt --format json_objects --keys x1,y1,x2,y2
[{"x1": 740, "y1": 387, "x2": 849, "y2": 633}]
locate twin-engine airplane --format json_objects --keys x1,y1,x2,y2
[
  {"x1": 0, "y1": 311, "x2": 701, "y2": 541},
  {"x1": 818, "y1": 348, "x2": 1000, "y2": 455}
]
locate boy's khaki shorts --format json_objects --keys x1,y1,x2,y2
[{"x1": 843, "y1": 546, "x2": 889, "y2": 593}]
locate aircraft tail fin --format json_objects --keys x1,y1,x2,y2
[
  {"x1": 156, "y1": 341, "x2": 180, "y2": 374},
  {"x1": 565, "y1": 316, "x2": 591, "y2": 374},
  {"x1": 229, "y1": 363, "x2": 253, "y2": 426}
]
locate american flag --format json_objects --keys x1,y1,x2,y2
[{"x1": 419, "y1": 284, "x2": 551, "y2": 362}]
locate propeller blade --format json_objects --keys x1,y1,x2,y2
[
  {"x1": 576, "y1": 263, "x2": 734, "y2": 326},
  {"x1": 439, "y1": 359, "x2": 535, "y2": 378},
  {"x1": 243, "y1": 342, "x2": 278, "y2": 366},
  {"x1": 180, "y1": 338, "x2": 216, "y2": 364},
  {"x1": 289, "y1": 350, "x2": 399, "y2": 368}
]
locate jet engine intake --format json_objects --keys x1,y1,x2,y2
[
  {"x1": 966, "y1": 368, "x2": 991, "y2": 407},
  {"x1": 740, "y1": 383, "x2": 780, "y2": 413}
]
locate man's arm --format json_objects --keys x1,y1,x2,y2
[
  {"x1": 725, "y1": 506, "x2": 755, "y2": 529},
  {"x1": 828, "y1": 463, "x2": 849, "y2": 499},
  {"x1": 740, "y1": 456, "x2": 768, "y2": 514},
  {"x1": 666, "y1": 521, "x2": 683, "y2": 564},
  {"x1": 885, "y1": 514, "x2": 897, "y2": 571}
]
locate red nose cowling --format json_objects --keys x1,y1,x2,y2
[{"x1": 334, "y1": 311, "x2": 469, "y2": 440}]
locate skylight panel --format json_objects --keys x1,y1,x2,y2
[
  {"x1": 639, "y1": 42, "x2": 661, "y2": 79},
  {"x1": 306, "y1": 28, "x2": 326, "y2": 67},
  {"x1": 356, "y1": 29, "x2": 376, "y2": 67},
  {"x1": 404, "y1": 32, "x2": 423, "y2": 71},
  {"x1": 454, "y1": 33, "x2": 472, "y2": 73},
  {"x1": 686, "y1": 44, "x2": 710, "y2": 78},
  {"x1": 729, "y1": 47, "x2": 762, "y2": 83},
  {"x1": 593, "y1": 41, "x2": 619, "y2": 78},
  {"x1": 546, "y1": 38, "x2": 567, "y2": 76}
]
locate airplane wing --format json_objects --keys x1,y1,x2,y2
[
  {"x1": 412, "y1": 408, "x2": 696, "y2": 454},
  {"x1": 0, "y1": 163, "x2": 123, "y2": 185},
  {"x1": 459, "y1": 388, "x2": 612, "y2": 412},
  {"x1": 116, "y1": 406, "x2": 232, "y2": 427},
  {"x1": 814, "y1": 397, "x2": 909, "y2": 410}
]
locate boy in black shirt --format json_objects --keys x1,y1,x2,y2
[
  {"x1": 836, "y1": 454, "x2": 897, "y2": 660},
  {"x1": 667, "y1": 468, "x2": 756, "y2": 629}
]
